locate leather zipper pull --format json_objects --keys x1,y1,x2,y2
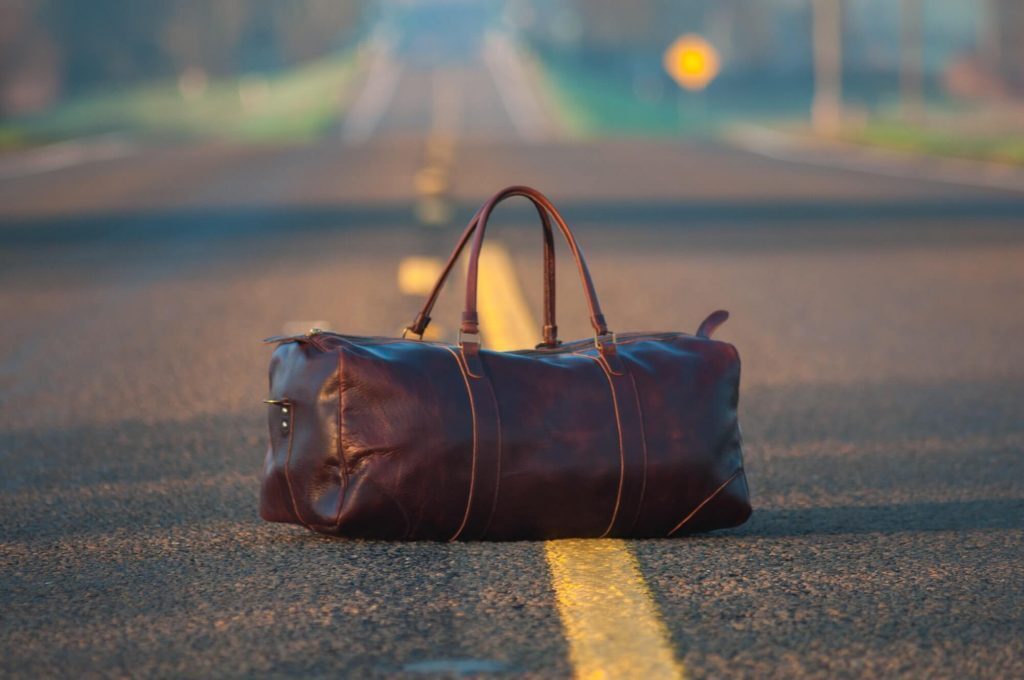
[
  {"x1": 696, "y1": 310, "x2": 729, "y2": 339},
  {"x1": 262, "y1": 328, "x2": 330, "y2": 350}
]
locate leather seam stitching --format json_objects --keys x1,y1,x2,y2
[
  {"x1": 576, "y1": 352, "x2": 626, "y2": 538},
  {"x1": 281, "y1": 404, "x2": 309, "y2": 528},
  {"x1": 478, "y1": 371, "x2": 502, "y2": 539},
  {"x1": 666, "y1": 468, "x2": 745, "y2": 536},
  {"x1": 572, "y1": 347, "x2": 624, "y2": 376},
  {"x1": 626, "y1": 368, "x2": 649, "y2": 534},
  {"x1": 460, "y1": 348, "x2": 485, "y2": 379},
  {"x1": 333, "y1": 350, "x2": 349, "y2": 528},
  {"x1": 444, "y1": 345, "x2": 478, "y2": 541}
]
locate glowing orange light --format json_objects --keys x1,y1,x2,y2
[{"x1": 663, "y1": 34, "x2": 720, "y2": 91}]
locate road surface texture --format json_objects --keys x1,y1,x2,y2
[{"x1": 2, "y1": 36, "x2": 1024, "y2": 680}]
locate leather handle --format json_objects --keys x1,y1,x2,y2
[
  {"x1": 461, "y1": 186, "x2": 610, "y2": 347},
  {"x1": 407, "y1": 197, "x2": 560, "y2": 347}
]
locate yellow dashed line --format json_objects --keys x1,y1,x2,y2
[
  {"x1": 546, "y1": 541, "x2": 685, "y2": 680},
  {"x1": 397, "y1": 256, "x2": 444, "y2": 296},
  {"x1": 475, "y1": 242, "x2": 542, "y2": 350},
  {"x1": 476, "y1": 242, "x2": 685, "y2": 680},
  {"x1": 413, "y1": 122, "x2": 456, "y2": 226}
]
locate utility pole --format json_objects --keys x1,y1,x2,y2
[
  {"x1": 978, "y1": 0, "x2": 1001, "y2": 81},
  {"x1": 812, "y1": 0, "x2": 843, "y2": 135},
  {"x1": 900, "y1": 0, "x2": 925, "y2": 124}
]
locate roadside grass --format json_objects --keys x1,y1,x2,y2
[
  {"x1": 836, "y1": 119, "x2": 1024, "y2": 165},
  {"x1": 1, "y1": 49, "x2": 361, "y2": 145},
  {"x1": 0, "y1": 127, "x2": 29, "y2": 151},
  {"x1": 531, "y1": 51, "x2": 811, "y2": 140},
  {"x1": 531, "y1": 53, "x2": 695, "y2": 138},
  {"x1": 531, "y1": 49, "x2": 1024, "y2": 167}
]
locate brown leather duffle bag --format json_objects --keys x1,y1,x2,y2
[{"x1": 260, "y1": 185, "x2": 751, "y2": 540}]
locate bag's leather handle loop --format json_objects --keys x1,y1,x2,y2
[
  {"x1": 461, "y1": 186, "x2": 610, "y2": 349},
  {"x1": 406, "y1": 197, "x2": 560, "y2": 347}
]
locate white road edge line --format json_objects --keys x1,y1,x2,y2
[
  {"x1": 726, "y1": 124, "x2": 1024, "y2": 194},
  {"x1": 431, "y1": 69, "x2": 462, "y2": 139},
  {"x1": 0, "y1": 134, "x2": 137, "y2": 180},
  {"x1": 340, "y1": 34, "x2": 403, "y2": 146},
  {"x1": 482, "y1": 32, "x2": 552, "y2": 144}
]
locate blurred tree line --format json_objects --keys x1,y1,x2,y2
[{"x1": 0, "y1": 0, "x2": 367, "y2": 116}]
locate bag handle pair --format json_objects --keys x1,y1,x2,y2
[
  {"x1": 405, "y1": 190, "x2": 560, "y2": 347},
  {"x1": 405, "y1": 185, "x2": 613, "y2": 352}
]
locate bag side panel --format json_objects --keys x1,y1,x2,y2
[
  {"x1": 333, "y1": 342, "x2": 475, "y2": 539},
  {"x1": 674, "y1": 468, "x2": 752, "y2": 534},
  {"x1": 624, "y1": 337, "x2": 749, "y2": 536},
  {"x1": 481, "y1": 351, "x2": 623, "y2": 539},
  {"x1": 259, "y1": 342, "x2": 344, "y2": 530}
]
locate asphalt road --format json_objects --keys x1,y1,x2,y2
[{"x1": 3, "y1": 54, "x2": 1024, "y2": 679}]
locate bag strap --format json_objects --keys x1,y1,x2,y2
[
  {"x1": 405, "y1": 198, "x2": 560, "y2": 347},
  {"x1": 459, "y1": 186, "x2": 612, "y2": 351}
]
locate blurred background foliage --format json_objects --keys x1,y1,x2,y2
[
  {"x1": 0, "y1": 0, "x2": 370, "y2": 142},
  {"x1": 519, "y1": 0, "x2": 1024, "y2": 158},
  {"x1": 0, "y1": 1, "x2": 366, "y2": 101},
  {"x1": 0, "y1": 0, "x2": 1021, "y2": 160}
]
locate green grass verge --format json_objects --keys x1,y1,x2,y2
[
  {"x1": 839, "y1": 120, "x2": 1024, "y2": 165},
  {"x1": 530, "y1": 51, "x2": 807, "y2": 139},
  {"x1": 0, "y1": 126, "x2": 29, "y2": 151},
  {"x1": 532, "y1": 47, "x2": 1024, "y2": 163},
  {"x1": 531, "y1": 54, "x2": 706, "y2": 138},
  {"x1": 2, "y1": 49, "x2": 361, "y2": 145}
]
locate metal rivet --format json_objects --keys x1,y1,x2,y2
[
  {"x1": 281, "y1": 420, "x2": 289, "y2": 428},
  {"x1": 281, "y1": 407, "x2": 288, "y2": 414}
]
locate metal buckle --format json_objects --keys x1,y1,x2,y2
[
  {"x1": 594, "y1": 331, "x2": 617, "y2": 350},
  {"x1": 401, "y1": 327, "x2": 424, "y2": 340},
  {"x1": 457, "y1": 329, "x2": 481, "y2": 347}
]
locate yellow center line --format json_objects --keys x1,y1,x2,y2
[
  {"x1": 475, "y1": 244, "x2": 541, "y2": 351},
  {"x1": 397, "y1": 256, "x2": 444, "y2": 296},
  {"x1": 546, "y1": 541, "x2": 685, "y2": 680},
  {"x1": 476, "y1": 242, "x2": 685, "y2": 680}
]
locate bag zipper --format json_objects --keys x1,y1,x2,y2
[
  {"x1": 263, "y1": 328, "x2": 693, "y2": 355},
  {"x1": 262, "y1": 327, "x2": 334, "y2": 351}
]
